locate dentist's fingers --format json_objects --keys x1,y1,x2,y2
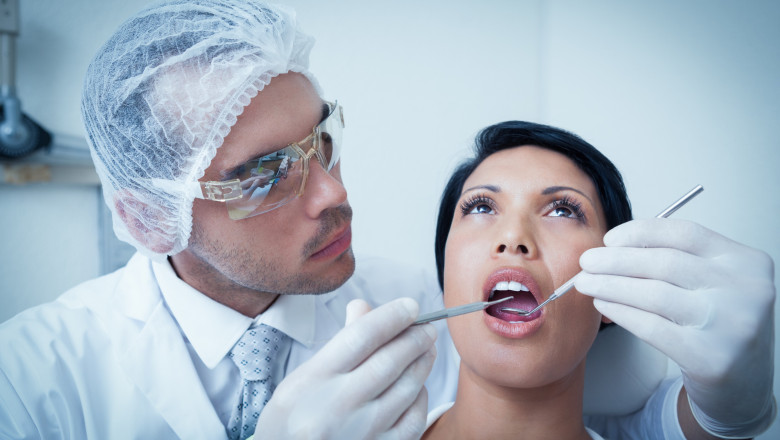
[
  {"x1": 346, "y1": 298, "x2": 372, "y2": 325},
  {"x1": 378, "y1": 388, "x2": 430, "y2": 440},
  {"x1": 315, "y1": 298, "x2": 420, "y2": 374},
  {"x1": 258, "y1": 298, "x2": 436, "y2": 439},
  {"x1": 591, "y1": 299, "x2": 706, "y2": 370},
  {"x1": 603, "y1": 219, "x2": 774, "y2": 280},
  {"x1": 369, "y1": 347, "x2": 436, "y2": 437},
  {"x1": 347, "y1": 324, "x2": 437, "y2": 403},
  {"x1": 603, "y1": 219, "x2": 724, "y2": 255},
  {"x1": 576, "y1": 273, "x2": 709, "y2": 327},
  {"x1": 580, "y1": 246, "x2": 722, "y2": 291}
]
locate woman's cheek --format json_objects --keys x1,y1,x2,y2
[{"x1": 443, "y1": 239, "x2": 468, "y2": 307}]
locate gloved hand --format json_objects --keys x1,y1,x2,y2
[
  {"x1": 255, "y1": 297, "x2": 437, "y2": 440},
  {"x1": 575, "y1": 219, "x2": 776, "y2": 438}
]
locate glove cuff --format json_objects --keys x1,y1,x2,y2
[{"x1": 687, "y1": 392, "x2": 777, "y2": 439}]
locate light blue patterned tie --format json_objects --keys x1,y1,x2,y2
[{"x1": 226, "y1": 324, "x2": 290, "y2": 440}]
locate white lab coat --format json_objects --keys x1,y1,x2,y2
[
  {"x1": 0, "y1": 253, "x2": 457, "y2": 439},
  {"x1": 0, "y1": 252, "x2": 669, "y2": 439}
]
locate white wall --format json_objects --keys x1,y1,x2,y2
[{"x1": 1, "y1": 1, "x2": 778, "y2": 437}]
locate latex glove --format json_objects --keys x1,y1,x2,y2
[
  {"x1": 254, "y1": 297, "x2": 437, "y2": 440},
  {"x1": 576, "y1": 219, "x2": 776, "y2": 438}
]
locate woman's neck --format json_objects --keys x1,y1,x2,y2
[{"x1": 424, "y1": 361, "x2": 591, "y2": 440}]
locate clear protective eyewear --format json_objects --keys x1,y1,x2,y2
[{"x1": 196, "y1": 101, "x2": 344, "y2": 220}]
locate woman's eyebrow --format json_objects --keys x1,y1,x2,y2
[
  {"x1": 542, "y1": 186, "x2": 594, "y2": 204},
  {"x1": 462, "y1": 184, "x2": 501, "y2": 195}
]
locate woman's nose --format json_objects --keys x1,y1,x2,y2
[{"x1": 494, "y1": 218, "x2": 538, "y2": 258}]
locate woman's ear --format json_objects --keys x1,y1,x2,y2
[
  {"x1": 601, "y1": 314, "x2": 613, "y2": 325},
  {"x1": 114, "y1": 191, "x2": 175, "y2": 254}
]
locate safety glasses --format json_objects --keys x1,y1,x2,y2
[{"x1": 196, "y1": 101, "x2": 344, "y2": 220}]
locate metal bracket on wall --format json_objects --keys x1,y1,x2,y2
[{"x1": 0, "y1": 134, "x2": 99, "y2": 185}]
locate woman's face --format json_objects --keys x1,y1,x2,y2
[{"x1": 443, "y1": 145, "x2": 609, "y2": 388}]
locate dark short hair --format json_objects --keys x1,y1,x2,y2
[{"x1": 434, "y1": 120, "x2": 633, "y2": 289}]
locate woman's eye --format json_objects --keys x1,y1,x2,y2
[
  {"x1": 549, "y1": 206, "x2": 574, "y2": 218},
  {"x1": 470, "y1": 204, "x2": 494, "y2": 215},
  {"x1": 546, "y1": 196, "x2": 586, "y2": 222},
  {"x1": 460, "y1": 195, "x2": 496, "y2": 216}
]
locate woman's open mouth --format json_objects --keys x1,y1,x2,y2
[{"x1": 483, "y1": 269, "x2": 543, "y2": 323}]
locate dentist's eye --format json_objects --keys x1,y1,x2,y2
[
  {"x1": 546, "y1": 196, "x2": 586, "y2": 222},
  {"x1": 460, "y1": 194, "x2": 496, "y2": 216}
]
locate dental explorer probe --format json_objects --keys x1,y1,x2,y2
[
  {"x1": 413, "y1": 297, "x2": 512, "y2": 325},
  {"x1": 501, "y1": 184, "x2": 704, "y2": 317}
]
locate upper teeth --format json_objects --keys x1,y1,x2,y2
[{"x1": 492, "y1": 281, "x2": 530, "y2": 292}]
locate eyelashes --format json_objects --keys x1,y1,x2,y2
[
  {"x1": 548, "y1": 195, "x2": 586, "y2": 222},
  {"x1": 458, "y1": 193, "x2": 587, "y2": 223},
  {"x1": 460, "y1": 194, "x2": 496, "y2": 216}
]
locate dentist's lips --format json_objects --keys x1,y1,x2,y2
[
  {"x1": 310, "y1": 226, "x2": 352, "y2": 260},
  {"x1": 483, "y1": 268, "x2": 543, "y2": 322}
]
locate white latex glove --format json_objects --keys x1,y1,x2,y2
[
  {"x1": 254, "y1": 297, "x2": 437, "y2": 440},
  {"x1": 576, "y1": 219, "x2": 776, "y2": 438}
]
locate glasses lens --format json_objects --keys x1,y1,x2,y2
[
  {"x1": 316, "y1": 104, "x2": 343, "y2": 170},
  {"x1": 220, "y1": 101, "x2": 344, "y2": 220},
  {"x1": 224, "y1": 146, "x2": 304, "y2": 220}
]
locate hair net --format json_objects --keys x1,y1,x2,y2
[{"x1": 81, "y1": 0, "x2": 320, "y2": 260}]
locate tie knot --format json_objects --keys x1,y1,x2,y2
[{"x1": 229, "y1": 324, "x2": 289, "y2": 382}]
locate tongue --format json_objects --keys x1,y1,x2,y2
[{"x1": 487, "y1": 291, "x2": 540, "y2": 322}]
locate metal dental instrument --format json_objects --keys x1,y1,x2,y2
[
  {"x1": 501, "y1": 184, "x2": 704, "y2": 317},
  {"x1": 413, "y1": 296, "x2": 512, "y2": 325}
]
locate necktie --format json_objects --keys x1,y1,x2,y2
[{"x1": 226, "y1": 324, "x2": 290, "y2": 440}]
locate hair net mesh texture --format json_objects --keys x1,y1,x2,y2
[{"x1": 81, "y1": 0, "x2": 319, "y2": 260}]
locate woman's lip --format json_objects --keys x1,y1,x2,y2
[
  {"x1": 484, "y1": 311, "x2": 544, "y2": 339},
  {"x1": 482, "y1": 267, "x2": 543, "y2": 304},
  {"x1": 481, "y1": 267, "x2": 545, "y2": 331},
  {"x1": 310, "y1": 226, "x2": 352, "y2": 260}
]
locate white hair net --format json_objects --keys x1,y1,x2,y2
[{"x1": 81, "y1": 0, "x2": 320, "y2": 260}]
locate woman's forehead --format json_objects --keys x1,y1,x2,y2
[{"x1": 465, "y1": 146, "x2": 595, "y2": 194}]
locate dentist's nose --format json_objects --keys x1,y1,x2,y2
[{"x1": 302, "y1": 160, "x2": 348, "y2": 218}]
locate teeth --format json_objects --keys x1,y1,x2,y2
[
  {"x1": 510, "y1": 281, "x2": 529, "y2": 292},
  {"x1": 489, "y1": 281, "x2": 530, "y2": 299}
]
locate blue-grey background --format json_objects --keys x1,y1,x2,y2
[{"x1": 1, "y1": 1, "x2": 778, "y2": 437}]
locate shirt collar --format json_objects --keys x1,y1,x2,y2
[
  {"x1": 152, "y1": 259, "x2": 319, "y2": 369},
  {"x1": 256, "y1": 293, "x2": 318, "y2": 348}
]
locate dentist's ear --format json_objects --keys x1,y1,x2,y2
[{"x1": 114, "y1": 190, "x2": 175, "y2": 254}]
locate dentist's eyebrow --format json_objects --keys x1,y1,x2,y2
[
  {"x1": 461, "y1": 184, "x2": 501, "y2": 195},
  {"x1": 542, "y1": 186, "x2": 594, "y2": 205}
]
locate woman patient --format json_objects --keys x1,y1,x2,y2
[{"x1": 423, "y1": 120, "x2": 633, "y2": 440}]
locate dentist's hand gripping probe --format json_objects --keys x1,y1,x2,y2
[
  {"x1": 501, "y1": 184, "x2": 704, "y2": 317},
  {"x1": 413, "y1": 297, "x2": 512, "y2": 325}
]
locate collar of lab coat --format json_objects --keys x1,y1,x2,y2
[
  {"x1": 152, "y1": 258, "x2": 252, "y2": 369},
  {"x1": 105, "y1": 253, "x2": 226, "y2": 439}
]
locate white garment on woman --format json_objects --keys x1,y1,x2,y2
[{"x1": 426, "y1": 402, "x2": 607, "y2": 440}]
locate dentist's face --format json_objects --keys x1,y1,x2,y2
[
  {"x1": 443, "y1": 145, "x2": 609, "y2": 389},
  {"x1": 173, "y1": 73, "x2": 354, "y2": 317}
]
